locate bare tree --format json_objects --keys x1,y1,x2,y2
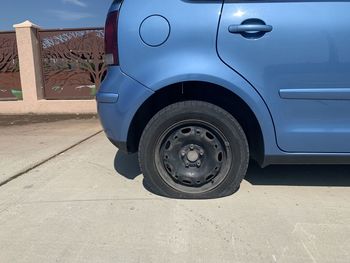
[
  {"x1": 0, "y1": 33, "x2": 21, "y2": 99},
  {"x1": 40, "y1": 30, "x2": 106, "y2": 98}
]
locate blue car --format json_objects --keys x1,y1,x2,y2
[{"x1": 97, "y1": 0, "x2": 350, "y2": 199}]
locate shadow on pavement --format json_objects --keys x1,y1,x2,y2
[
  {"x1": 246, "y1": 161, "x2": 350, "y2": 187},
  {"x1": 114, "y1": 152, "x2": 141, "y2": 180},
  {"x1": 114, "y1": 151, "x2": 350, "y2": 187},
  {"x1": 114, "y1": 151, "x2": 164, "y2": 196}
]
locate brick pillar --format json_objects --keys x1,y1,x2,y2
[{"x1": 14, "y1": 20, "x2": 44, "y2": 102}]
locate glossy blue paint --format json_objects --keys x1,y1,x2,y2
[
  {"x1": 117, "y1": 0, "x2": 277, "y2": 156},
  {"x1": 139, "y1": 15, "x2": 170, "y2": 47},
  {"x1": 97, "y1": 66, "x2": 153, "y2": 143},
  {"x1": 97, "y1": 0, "x2": 350, "y2": 166},
  {"x1": 218, "y1": 2, "x2": 350, "y2": 153}
]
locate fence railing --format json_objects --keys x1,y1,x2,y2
[
  {"x1": 0, "y1": 31, "x2": 22, "y2": 101},
  {"x1": 39, "y1": 28, "x2": 106, "y2": 100},
  {"x1": 0, "y1": 21, "x2": 101, "y2": 114}
]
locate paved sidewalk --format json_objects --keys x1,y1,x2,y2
[
  {"x1": 0, "y1": 118, "x2": 102, "y2": 184},
  {"x1": 0, "y1": 120, "x2": 349, "y2": 262}
]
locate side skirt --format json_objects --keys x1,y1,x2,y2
[{"x1": 263, "y1": 153, "x2": 350, "y2": 168}]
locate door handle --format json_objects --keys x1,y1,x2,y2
[{"x1": 228, "y1": 24, "x2": 273, "y2": 34}]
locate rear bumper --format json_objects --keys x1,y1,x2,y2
[{"x1": 96, "y1": 66, "x2": 153, "y2": 152}]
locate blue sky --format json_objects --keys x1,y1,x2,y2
[{"x1": 1, "y1": 0, "x2": 111, "y2": 31}]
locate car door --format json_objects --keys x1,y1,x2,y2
[{"x1": 217, "y1": 1, "x2": 350, "y2": 153}]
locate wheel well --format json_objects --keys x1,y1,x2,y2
[{"x1": 127, "y1": 81, "x2": 265, "y2": 164}]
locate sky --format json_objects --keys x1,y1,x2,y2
[{"x1": 0, "y1": 0, "x2": 111, "y2": 31}]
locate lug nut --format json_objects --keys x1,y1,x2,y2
[
  {"x1": 185, "y1": 162, "x2": 189, "y2": 167},
  {"x1": 196, "y1": 161, "x2": 201, "y2": 167},
  {"x1": 181, "y1": 151, "x2": 186, "y2": 157},
  {"x1": 190, "y1": 144, "x2": 194, "y2": 150},
  {"x1": 199, "y1": 150, "x2": 204, "y2": 156}
]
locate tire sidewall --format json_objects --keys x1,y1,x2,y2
[{"x1": 139, "y1": 101, "x2": 249, "y2": 199}]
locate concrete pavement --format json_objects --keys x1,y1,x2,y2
[
  {"x1": 0, "y1": 118, "x2": 102, "y2": 184},
  {"x1": 0, "y1": 120, "x2": 349, "y2": 263}
]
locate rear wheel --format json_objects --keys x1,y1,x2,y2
[{"x1": 139, "y1": 101, "x2": 249, "y2": 199}]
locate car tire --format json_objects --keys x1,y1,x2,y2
[{"x1": 139, "y1": 101, "x2": 249, "y2": 199}]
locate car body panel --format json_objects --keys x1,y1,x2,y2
[
  {"x1": 117, "y1": 0, "x2": 280, "y2": 156},
  {"x1": 97, "y1": 66, "x2": 153, "y2": 145},
  {"x1": 97, "y1": 0, "x2": 350, "y2": 166},
  {"x1": 218, "y1": 1, "x2": 350, "y2": 153}
]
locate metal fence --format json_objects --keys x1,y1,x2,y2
[
  {"x1": 39, "y1": 28, "x2": 106, "y2": 100},
  {"x1": 0, "y1": 31, "x2": 22, "y2": 100}
]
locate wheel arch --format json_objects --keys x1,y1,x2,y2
[{"x1": 127, "y1": 79, "x2": 274, "y2": 166}]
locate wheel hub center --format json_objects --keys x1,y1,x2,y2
[{"x1": 187, "y1": 150, "x2": 199, "y2": 162}]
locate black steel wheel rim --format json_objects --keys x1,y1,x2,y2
[{"x1": 155, "y1": 120, "x2": 233, "y2": 194}]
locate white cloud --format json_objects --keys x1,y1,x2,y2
[
  {"x1": 62, "y1": 0, "x2": 87, "y2": 8},
  {"x1": 50, "y1": 10, "x2": 94, "y2": 21}
]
